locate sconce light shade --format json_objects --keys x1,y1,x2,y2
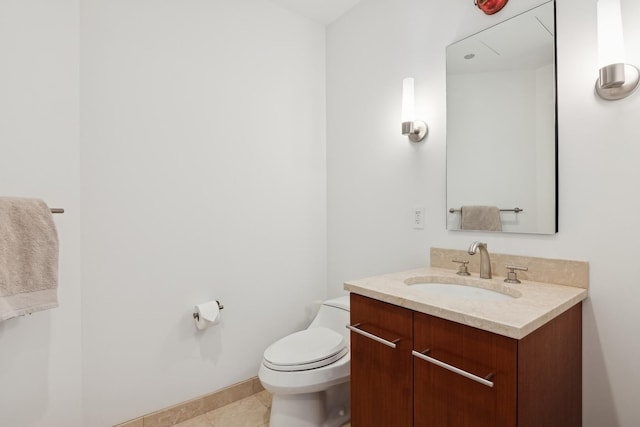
[
  {"x1": 401, "y1": 77, "x2": 416, "y2": 123},
  {"x1": 595, "y1": 0, "x2": 639, "y2": 100},
  {"x1": 401, "y1": 77, "x2": 428, "y2": 142},
  {"x1": 597, "y1": 0, "x2": 625, "y2": 69}
]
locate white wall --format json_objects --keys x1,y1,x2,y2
[
  {"x1": 80, "y1": 0, "x2": 326, "y2": 425},
  {"x1": 327, "y1": 0, "x2": 640, "y2": 425},
  {"x1": 0, "y1": 1, "x2": 82, "y2": 426},
  {"x1": 0, "y1": 1, "x2": 325, "y2": 425}
]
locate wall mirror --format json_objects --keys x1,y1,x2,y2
[{"x1": 446, "y1": 1, "x2": 557, "y2": 234}]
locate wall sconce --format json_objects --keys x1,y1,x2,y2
[
  {"x1": 595, "y1": 0, "x2": 639, "y2": 100},
  {"x1": 401, "y1": 77, "x2": 428, "y2": 142}
]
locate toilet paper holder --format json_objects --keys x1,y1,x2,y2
[{"x1": 192, "y1": 300, "x2": 224, "y2": 321}]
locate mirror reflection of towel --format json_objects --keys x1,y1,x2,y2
[{"x1": 460, "y1": 206, "x2": 502, "y2": 231}]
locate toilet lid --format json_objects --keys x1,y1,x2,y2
[{"x1": 263, "y1": 327, "x2": 348, "y2": 372}]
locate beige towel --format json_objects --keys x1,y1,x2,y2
[
  {"x1": 460, "y1": 205, "x2": 502, "y2": 231},
  {"x1": 0, "y1": 197, "x2": 59, "y2": 321}
]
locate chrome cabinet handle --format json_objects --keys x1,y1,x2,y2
[
  {"x1": 347, "y1": 323, "x2": 401, "y2": 349},
  {"x1": 412, "y1": 349, "x2": 495, "y2": 388}
]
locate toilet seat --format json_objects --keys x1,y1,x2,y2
[{"x1": 263, "y1": 327, "x2": 348, "y2": 372}]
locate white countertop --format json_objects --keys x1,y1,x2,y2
[{"x1": 344, "y1": 267, "x2": 588, "y2": 339}]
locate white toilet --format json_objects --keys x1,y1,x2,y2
[{"x1": 258, "y1": 295, "x2": 351, "y2": 427}]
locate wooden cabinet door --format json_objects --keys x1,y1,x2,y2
[
  {"x1": 517, "y1": 303, "x2": 582, "y2": 427},
  {"x1": 350, "y1": 294, "x2": 414, "y2": 427},
  {"x1": 413, "y1": 312, "x2": 517, "y2": 427}
]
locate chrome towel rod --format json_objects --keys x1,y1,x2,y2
[
  {"x1": 449, "y1": 207, "x2": 523, "y2": 213},
  {"x1": 50, "y1": 208, "x2": 64, "y2": 214}
]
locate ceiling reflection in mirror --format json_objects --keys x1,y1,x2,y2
[{"x1": 446, "y1": 1, "x2": 557, "y2": 234}]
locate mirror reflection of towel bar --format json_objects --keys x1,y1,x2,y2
[
  {"x1": 50, "y1": 208, "x2": 64, "y2": 214},
  {"x1": 449, "y1": 207, "x2": 523, "y2": 213}
]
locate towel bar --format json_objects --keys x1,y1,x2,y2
[
  {"x1": 50, "y1": 208, "x2": 64, "y2": 214},
  {"x1": 449, "y1": 207, "x2": 523, "y2": 213}
]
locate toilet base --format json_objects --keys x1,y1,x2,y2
[{"x1": 268, "y1": 382, "x2": 350, "y2": 427}]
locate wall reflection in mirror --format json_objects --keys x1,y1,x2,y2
[{"x1": 446, "y1": 1, "x2": 557, "y2": 234}]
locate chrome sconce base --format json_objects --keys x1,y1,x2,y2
[
  {"x1": 595, "y1": 63, "x2": 640, "y2": 100},
  {"x1": 402, "y1": 120, "x2": 428, "y2": 142}
]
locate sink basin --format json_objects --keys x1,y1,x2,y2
[{"x1": 407, "y1": 282, "x2": 516, "y2": 302}]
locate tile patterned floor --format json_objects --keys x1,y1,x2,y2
[{"x1": 174, "y1": 390, "x2": 350, "y2": 427}]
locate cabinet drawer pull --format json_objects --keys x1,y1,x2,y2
[
  {"x1": 412, "y1": 349, "x2": 495, "y2": 388},
  {"x1": 347, "y1": 323, "x2": 401, "y2": 349}
]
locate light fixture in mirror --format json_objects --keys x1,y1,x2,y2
[
  {"x1": 595, "y1": 0, "x2": 639, "y2": 100},
  {"x1": 446, "y1": 1, "x2": 557, "y2": 234}
]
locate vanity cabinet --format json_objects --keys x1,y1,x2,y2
[
  {"x1": 350, "y1": 293, "x2": 582, "y2": 427},
  {"x1": 349, "y1": 293, "x2": 413, "y2": 425},
  {"x1": 413, "y1": 312, "x2": 517, "y2": 426}
]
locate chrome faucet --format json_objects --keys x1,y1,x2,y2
[{"x1": 468, "y1": 241, "x2": 492, "y2": 279}]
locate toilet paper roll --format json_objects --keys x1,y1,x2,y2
[{"x1": 194, "y1": 301, "x2": 221, "y2": 330}]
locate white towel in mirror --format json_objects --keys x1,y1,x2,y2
[{"x1": 460, "y1": 205, "x2": 502, "y2": 232}]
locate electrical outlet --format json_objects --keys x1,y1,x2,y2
[{"x1": 412, "y1": 207, "x2": 425, "y2": 229}]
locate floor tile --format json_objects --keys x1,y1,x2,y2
[
  {"x1": 206, "y1": 395, "x2": 270, "y2": 427},
  {"x1": 254, "y1": 390, "x2": 272, "y2": 409},
  {"x1": 173, "y1": 413, "x2": 214, "y2": 427},
  {"x1": 171, "y1": 390, "x2": 350, "y2": 427}
]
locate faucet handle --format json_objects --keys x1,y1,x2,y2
[
  {"x1": 452, "y1": 259, "x2": 471, "y2": 276},
  {"x1": 504, "y1": 265, "x2": 528, "y2": 284}
]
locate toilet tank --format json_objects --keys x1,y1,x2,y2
[{"x1": 308, "y1": 295, "x2": 350, "y2": 342}]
